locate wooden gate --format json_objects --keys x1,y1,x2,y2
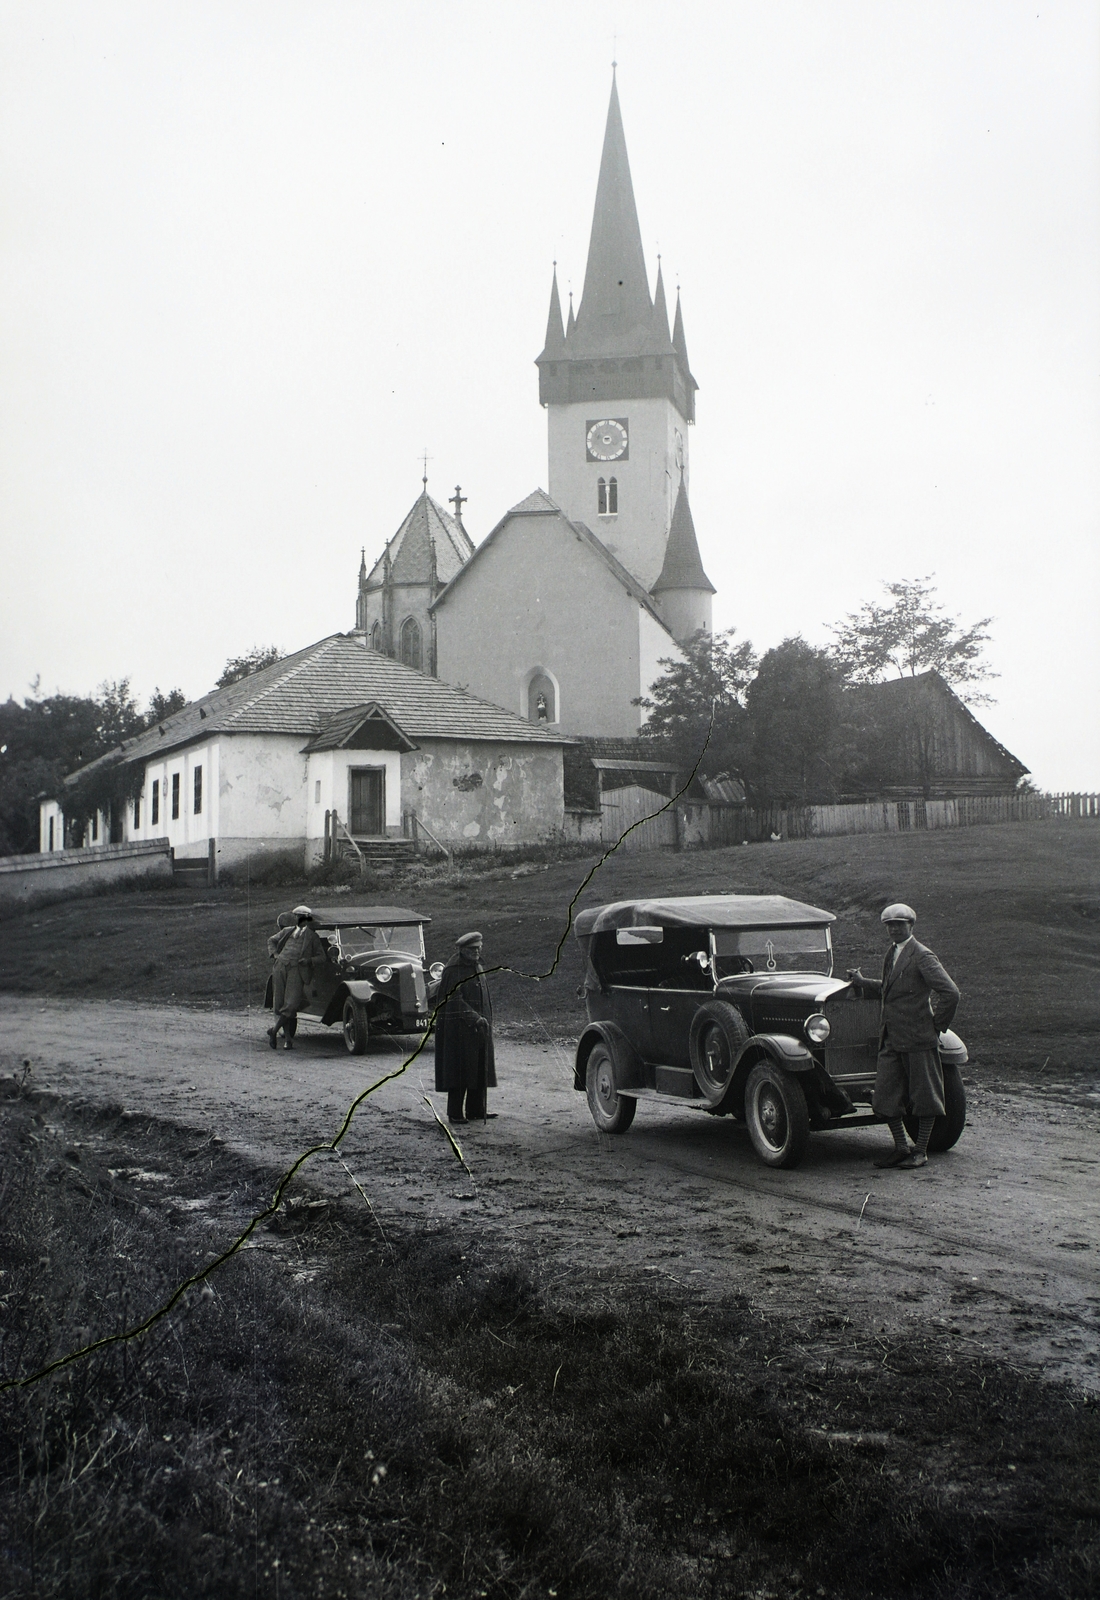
[{"x1": 600, "y1": 785, "x2": 676, "y2": 851}]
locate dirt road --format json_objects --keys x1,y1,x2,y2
[{"x1": 4, "y1": 995, "x2": 1098, "y2": 1393}]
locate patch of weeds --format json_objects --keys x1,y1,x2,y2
[{"x1": 2, "y1": 1098, "x2": 1099, "y2": 1599}]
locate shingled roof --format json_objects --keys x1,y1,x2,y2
[
  {"x1": 67, "y1": 635, "x2": 569, "y2": 777},
  {"x1": 650, "y1": 475, "x2": 715, "y2": 596},
  {"x1": 363, "y1": 489, "x2": 473, "y2": 589}
]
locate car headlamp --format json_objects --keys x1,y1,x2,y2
[
  {"x1": 374, "y1": 965, "x2": 393, "y2": 984},
  {"x1": 804, "y1": 1013, "x2": 831, "y2": 1044}
]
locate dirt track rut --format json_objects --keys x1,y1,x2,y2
[{"x1": 3, "y1": 995, "x2": 1098, "y2": 1392}]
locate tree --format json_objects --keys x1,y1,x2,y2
[
  {"x1": 634, "y1": 628, "x2": 757, "y2": 776},
  {"x1": 0, "y1": 679, "x2": 187, "y2": 855},
  {"x1": 147, "y1": 687, "x2": 187, "y2": 724},
  {"x1": 742, "y1": 638, "x2": 849, "y2": 806},
  {"x1": 830, "y1": 577, "x2": 995, "y2": 702},
  {"x1": 216, "y1": 646, "x2": 284, "y2": 690}
]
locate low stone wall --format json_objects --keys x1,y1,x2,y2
[
  {"x1": 0, "y1": 839, "x2": 174, "y2": 912},
  {"x1": 562, "y1": 809, "x2": 602, "y2": 844}
]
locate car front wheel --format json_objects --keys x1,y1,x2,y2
[
  {"x1": 744, "y1": 1060, "x2": 811, "y2": 1169},
  {"x1": 585, "y1": 1044, "x2": 636, "y2": 1135},
  {"x1": 342, "y1": 998, "x2": 369, "y2": 1055},
  {"x1": 905, "y1": 1062, "x2": 966, "y2": 1152}
]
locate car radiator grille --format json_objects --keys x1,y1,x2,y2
[{"x1": 823, "y1": 995, "x2": 880, "y2": 1078}]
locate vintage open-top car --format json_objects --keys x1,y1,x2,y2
[
  {"x1": 573, "y1": 894, "x2": 968, "y2": 1168},
  {"x1": 264, "y1": 904, "x2": 442, "y2": 1053}
]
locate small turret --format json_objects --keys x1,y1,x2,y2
[
  {"x1": 538, "y1": 266, "x2": 566, "y2": 361},
  {"x1": 650, "y1": 474, "x2": 715, "y2": 642}
]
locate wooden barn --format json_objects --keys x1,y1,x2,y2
[{"x1": 848, "y1": 670, "x2": 1028, "y2": 799}]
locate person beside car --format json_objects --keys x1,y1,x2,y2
[
  {"x1": 433, "y1": 931, "x2": 496, "y2": 1123},
  {"x1": 850, "y1": 902, "x2": 960, "y2": 1169},
  {"x1": 266, "y1": 905, "x2": 333, "y2": 1050}
]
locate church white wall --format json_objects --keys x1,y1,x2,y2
[
  {"x1": 547, "y1": 396, "x2": 687, "y2": 591},
  {"x1": 655, "y1": 586, "x2": 712, "y2": 644},
  {"x1": 403, "y1": 738, "x2": 563, "y2": 847},
  {"x1": 637, "y1": 609, "x2": 683, "y2": 729},
  {"x1": 435, "y1": 511, "x2": 667, "y2": 738}
]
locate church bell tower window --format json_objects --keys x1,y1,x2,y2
[{"x1": 597, "y1": 477, "x2": 618, "y2": 516}]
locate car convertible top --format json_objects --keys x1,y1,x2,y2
[
  {"x1": 275, "y1": 904, "x2": 430, "y2": 930},
  {"x1": 574, "y1": 895, "x2": 834, "y2": 946}
]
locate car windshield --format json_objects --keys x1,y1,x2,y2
[
  {"x1": 336, "y1": 924, "x2": 425, "y2": 960},
  {"x1": 713, "y1": 927, "x2": 832, "y2": 977}
]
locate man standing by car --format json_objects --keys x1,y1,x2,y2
[
  {"x1": 267, "y1": 905, "x2": 331, "y2": 1050},
  {"x1": 852, "y1": 903, "x2": 960, "y2": 1169},
  {"x1": 433, "y1": 931, "x2": 496, "y2": 1123}
]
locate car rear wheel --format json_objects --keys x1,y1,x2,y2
[
  {"x1": 585, "y1": 1044, "x2": 636, "y2": 1135},
  {"x1": 688, "y1": 1001, "x2": 750, "y2": 1108},
  {"x1": 904, "y1": 1062, "x2": 966, "y2": 1152},
  {"x1": 744, "y1": 1060, "x2": 811, "y2": 1169},
  {"x1": 342, "y1": 998, "x2": 369, "y2": 1055}
]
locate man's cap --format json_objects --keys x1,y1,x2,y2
[
  {"x1": 292, "y1": 904, "x2": 314, "y2": 919},
  {"x1": 455, "y1": 931, "x2": 483, "y2": 948},
  {"x1": 880, "y1": 903, "x2": 916, "y2": 924}
]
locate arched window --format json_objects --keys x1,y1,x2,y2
[
  {"x1": 607, "y1": 476, "x2": 618, "y2": 514},
  {"x1": 527, "y1": 673, "x2": 556, "y2": 724},
  {"x1": 369, "y1": 621, "x2": 383, "y2": 653},
  {"x1": 597, "y1": 477, "x2": 607, "y2": 515},
  {"x1": 399, "y1": 617, "x2": 423, "y2": 672},
  {"x1": 597, "y1": 477, "x2": 618, "y2": 516}
]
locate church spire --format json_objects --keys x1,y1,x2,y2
[
  {"x1": 652, "y1": 258, "x2": 670, "y2": 345},
  {"x1": 572, "y1": 74, "x2": 652, "y2": 347},
  {"x1": 538, "y1": 264, "x2": 565, "y2": 361},
  {"x1": 672, "y1": 287, "x2": 690, "y2": 370}
]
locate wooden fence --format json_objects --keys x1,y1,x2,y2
[{"x1": 708, "y1": 792, "x2": 1099, "y2": 847}]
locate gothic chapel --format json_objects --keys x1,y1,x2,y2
[{"x1": 357, "y1": 73, "x2": 715, "y2": 739}]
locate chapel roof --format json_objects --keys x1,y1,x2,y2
[
  {"x1": 650, "y1": 475, "x2": 716, "y2": 596},
  {"x1": 363, "y1": 489, "x2": 474, "y2": 589},
  {"x1": 66, "y1": 636, "x2": 569, "y2": 778}
]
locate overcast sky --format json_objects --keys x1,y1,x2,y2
[{"x1": 2, "y1": 1, "x2": 1097, "y2": 789}]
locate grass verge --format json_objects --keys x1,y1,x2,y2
[{"x1": 1, "y1": 1089, "x2": 1097, "y2": 1599}]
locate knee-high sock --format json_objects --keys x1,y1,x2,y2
[
  {"x1": 915, "y1": 1116, "x2": 935, "y2": 1155},
  {"x1": 887, "y1": 1117, "x2": 910, "y2": 1152}
]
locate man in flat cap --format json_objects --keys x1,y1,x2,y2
[
  {"x1": 433, "y1": 932, "x2": 496, "y2": 1123},
  {"x1": 266, "y1": 905, "x2": 331, "y2": 1050},
  {"x1": 851, "y1": 904, "x2": 960, "y2": 1169}
]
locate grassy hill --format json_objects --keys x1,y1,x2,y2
[{"x1": 4, "y1": 820, "x2": 1098, "y2": 1080}]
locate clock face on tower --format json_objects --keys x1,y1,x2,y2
[{"x1": 586, "y1": 418, "x2": 629, "y2": 462}]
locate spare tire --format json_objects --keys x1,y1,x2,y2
[{"x1": 689, "y1": 1000, "x2": 750, "y2": 1108}]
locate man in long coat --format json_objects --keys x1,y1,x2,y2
[
  {"x1": 266, "y1": 905, "x2": 331, "y2": 1050},
  {"x1": 853, "y1": 902, "x2": 960, "y2": 1169},
  {"x1": 433, "y1": 931, "x2": 496, "y2": 1123}
]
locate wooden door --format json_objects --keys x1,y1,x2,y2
[{"x1": 349, "y1": 768, "x2": 384, "y2": 836}]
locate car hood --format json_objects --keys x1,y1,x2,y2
[{"x1": 717, "y1": 973, "x2": 852, "y2": 1007}]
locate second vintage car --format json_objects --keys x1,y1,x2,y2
[
  {"x1": 264, "y1": 904, "x2": 442, "y2": 1053},
  {"x1": 573, "y1": 894, "x2": 968, "y2": 1168}
]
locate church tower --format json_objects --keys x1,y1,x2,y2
[{"x1": 536, "y1": 72, "x2": 700, "y2": 594}]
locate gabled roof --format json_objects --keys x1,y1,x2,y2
[
  {"x1": 364, "y1": 489, "x2": 473, "y2": 589},
  {"x1": 65, "y1": 636, "x2": 570, "y2": 775},
  {"x1": 428, "y1": 488, "x2": 673, "y2": 632},
  {"x1": 651, "y1": 475, "x2": 715, "y2": 596},
  {"x1": 856, "y1": 671, "x2": 1028, "y2": 777},
  {"x1": 302, "y1": 702, "x2": 418, "y2": 753}
]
